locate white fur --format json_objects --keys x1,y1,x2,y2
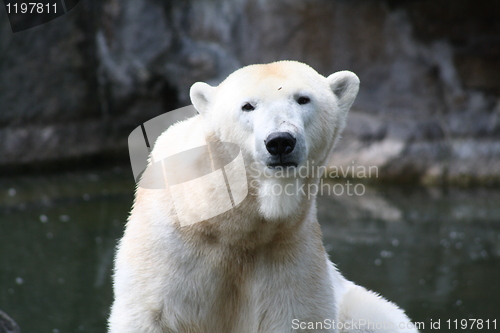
[{"x1": 109, "y1": 61, "x2": 418, "y2": 333}]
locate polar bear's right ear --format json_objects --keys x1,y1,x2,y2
[
  {"x1": 190, "y1": 82, "x2": 216, "y2": 115},
  {"x1": 327, "y1": 71, "x2": 360, "y2": 113}
]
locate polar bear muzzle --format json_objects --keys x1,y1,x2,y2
[{"x1": 264, "y1": 132, "x2": 298, "y2": 168}]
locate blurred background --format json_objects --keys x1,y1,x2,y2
[{"x1": 1, "y1": 0, "x2": 499, "y2": 332}]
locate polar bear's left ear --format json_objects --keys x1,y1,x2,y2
[
  {"x1": 327, "y1": 71, "x2": 360, "y2": 113},
  {"x1": 190, "y1": 82, "x2": 216, "y2": 115}
]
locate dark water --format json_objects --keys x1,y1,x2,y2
[{"x1": 1, "y1": 169, "x2": 499, "y2": 332}]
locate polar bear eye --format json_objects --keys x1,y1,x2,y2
[
  {"x1": 297, "y1": 96, "x2": 311, "y2": 105},
  {"x1": 242, "y1": 103, "x2": 255, "y2": 112}
]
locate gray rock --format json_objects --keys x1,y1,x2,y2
[
  {"x1": 0, "y1": 310, "x2": 20, "y2": 333},
  {"x1": 0, "y1": 0, "x2": 499, "y2": 184}
]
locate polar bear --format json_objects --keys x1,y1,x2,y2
[{"x1": 109, "y1": 61, "x2": 418, "y2": 333}]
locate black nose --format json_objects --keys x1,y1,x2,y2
[{"x1": 265, "y1": 132, "x2": 296, "y2": 156}]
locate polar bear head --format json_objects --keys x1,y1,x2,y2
[{"x1": 190, "y1": 61, "x2": 359, "y2": 220}]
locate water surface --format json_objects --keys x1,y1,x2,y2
[{"x1": 1, "y1": 169, "x2": 499, "y2": 332}]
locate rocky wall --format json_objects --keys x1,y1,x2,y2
[{"x1": 1, "y1": 0, "x2": 499, "y2": 184}]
